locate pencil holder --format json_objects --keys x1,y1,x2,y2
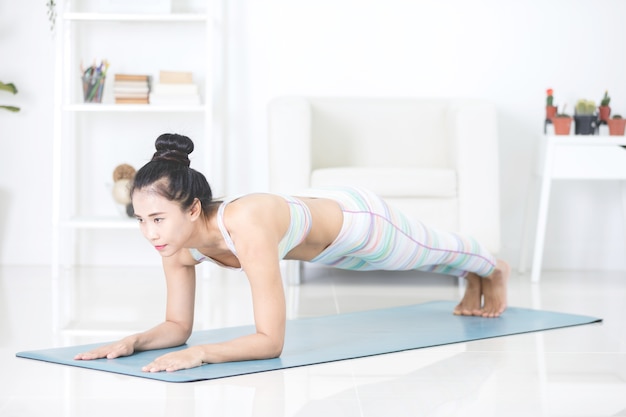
[{"x1": 82, "y1": 74, "x2": 106, "y2": 103}]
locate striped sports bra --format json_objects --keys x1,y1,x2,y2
[{"x1": 188, "y1": 195, "x2": 312, "y2": 270}]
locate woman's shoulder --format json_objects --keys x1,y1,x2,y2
[
  {"x1": 225, "y1": 192, "x2": 286, "y2": 211},
  {"x1": 222, "y1": 193, "x2": 290, "y2": 231}
]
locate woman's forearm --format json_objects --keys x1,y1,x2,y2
[
  {"x1": 130, "y1": 320, "x2": 193, "y2": 352},
  {"x1": 74, "y1": 320, "x2": 192, "y2": 362},
  {"x1": 196, "y1": 332, "x2": 284, "y2": 364},
  {"x1": 139, "y1": 330, "x2": 284, "y2": 373}
]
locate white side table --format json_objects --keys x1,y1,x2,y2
[{"x1": 521, "y1": 135, "x2": 626, "y2": 282}]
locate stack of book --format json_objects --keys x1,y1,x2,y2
[
  {"x1": 113, "y1": 74, "x2": 151, "y2": 104},
  {"x1": 149, "y1": 71, "x2": 201, "y2": 106}
]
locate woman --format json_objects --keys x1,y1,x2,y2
[{"x1": 75, "y1": 133, "x2": 509, "y2": 373}]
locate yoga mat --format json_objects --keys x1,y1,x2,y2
[{"x1": 17, "y1": 301, "x2": 601, "y2": 383}]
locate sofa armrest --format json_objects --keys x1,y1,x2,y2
[
  {"x1": 449, "y1": 100, "x2": 501, "y2": 253},
  {"x1": 268, "y1": 97, "x2": 313, "y2": 193}
]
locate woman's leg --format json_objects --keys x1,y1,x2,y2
[
  {"x1": 356, "y1": 191, "x2": 508, "y2": 317},
  {"x1": 362, "y1": 194, "x2": 508, "y2": 317},
  {"x1": 346, "y1": 188, "x2": 497, "y2": 277},
  {"x1": 309, "y1": 187, "x2": 508, "y2": 316}
]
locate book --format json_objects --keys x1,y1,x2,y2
[
  {"x1": 113, "y1": 86, "x2": 151, "y2": 94},
  {"x1": 114, "y1": 92, "x2": 151, "y2": 99},
  {"x1": 113, "y1": 80, "x2": 150, "y2": 88},
  {"x1": 151, "y1": 83, "x2": 198, "y2": 95},
  {"x1": 115, "y1": 97, "x2": 149, "y2": 104},
  {"x1": 113, "y1": 74, "x2": 151, "y2": 104},
  {"x1": 159, "y1": 71, "x2": 193, "y2": 84},
  {"x1": 113, "y1": 86, "x2": 150, "y2": 96},
  {"x1": 114, "y1": 74, "x2": 151, "y2": 82}
]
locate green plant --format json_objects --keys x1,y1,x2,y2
[
  {"x1": 0, "y1": 81, "x2": 20, "y2": 112},
  {"x1": 575, "y1": 99, "x2": 596, "y2": 115},
  {"x1": 546, "y1": 88, "x2": 554, "y2": 106},
  {"x1": 613, "y1": 114, "x2": 623, "y2": 119},
  {"x1": 600, "y1": 90, "x2": 611, "y2": 107},
  {"x1": 46, "y1": 0, "x2": 57, "y2": 32},
  {"x1": 555, "y1": 104, "x2": 570, "y2": 117}
]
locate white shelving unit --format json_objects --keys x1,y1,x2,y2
[
  {"x1": 51, "y1": 0, "x2": 224, "y2": 333},
  {"x1": 519, "y1": 135, "x2": 626, "y2": 283}
]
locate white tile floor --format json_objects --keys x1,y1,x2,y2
[{"x1": 1, "y1": 264, "x2": 626, "y2": 416}]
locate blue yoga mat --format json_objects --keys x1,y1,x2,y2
[{"x1": 16, "y1": 301, "x2": 601, "y2": 383}]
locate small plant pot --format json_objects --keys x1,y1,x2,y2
[
  {"x1": 553, "y1": 117, "x2": 572, "y2": 135},
  {"x1": 546, "y1": 105, "x2": 557, "y2": 121},
  {"x1": 599, "y1": 105, "x2": 611, "y2": 122},
  {"x1": 574, "y1": 114, "x2": 597, "y2": 135},
  {"x1": 607, "y1": 118, "x2": 626, "y2": 136}
]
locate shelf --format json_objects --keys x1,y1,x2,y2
[
  {"x1": 52, "y1": 0, "x2": 217, "y2": 334},
  {"x1": 527, "y1": 135, "x2": 626, "y2": 283},
  {"x1": 543, "y1": 135, "x2": 626, "y2": 146},
  {"x1": 63, "y1": 12, "x2": 208, "y2": 22},
  {"x1": 62, "y1": 104, "x2": 207, "y2": 113},
  {"x1": 62, "y1": 216, "x2": 138, "y2": 229},
  {"x1": 541, "y1": 135, "x2": 626, "y2": 180}
]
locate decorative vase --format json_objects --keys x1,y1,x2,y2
[
  {"x1": 607, "y1": 118, "x2": 626, "y2": 136},
  {"x1": 546, "y1": 105, "x2": 557, "y2": 121},
  {"x1": 598, "y1": 106, "x2": 611, "y2": 122},
  {"x1": 574, "y1": 114, "x2": 597, "y2": 135},
  {"x1": 553, "y1": 117, "x2": 572, "y2": 135}
]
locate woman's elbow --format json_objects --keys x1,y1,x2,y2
[
  {"x1": 169, "y1": 320, "x2": 193, "y2": 344},
  {"x1": 270, "y1": 343, "x2": 283, "y2": 359},
  {"x1": 263, "y1": 335, "x2": 284, "y2": 359}
]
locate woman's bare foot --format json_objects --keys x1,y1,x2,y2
[
  {"x1": 454, "y1": 273, "x2": 483, "y2": 316},
  {"x1": 480, "y1": 259, "x2": 510, "y2": 318}
]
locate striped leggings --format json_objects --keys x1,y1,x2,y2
[{"x1": 309, "y1": 187, "x2": 496, "y2": 278}]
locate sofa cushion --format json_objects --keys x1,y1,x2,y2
[{"x1": 310, "y1": 167, "x2": 457, "y2": 198}]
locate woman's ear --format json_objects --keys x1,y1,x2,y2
[{"x1": 189, "y1": 198, "x2": 202, "y2": 220}]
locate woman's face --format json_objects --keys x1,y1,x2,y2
[{"x1": 132, "y1": 187, "x2": 197, "y2": 257}]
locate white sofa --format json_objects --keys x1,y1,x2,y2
[{"x1": 268, "y1": 97, "x2": 501, "y2": 284}]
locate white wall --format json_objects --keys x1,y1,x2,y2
[
  {"x1": 224, "y1": 0, "x2": 626, "y2": 271},
  {"x1": 0, "y1": 1, "x2": 56, "y2": 265},
  {"x1": 2, "y1": 0, "x2": 626, "y2": 271}
]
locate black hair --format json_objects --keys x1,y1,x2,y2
[{"x1": 131, "y1": 133, "x2": 215, "y2": 216}]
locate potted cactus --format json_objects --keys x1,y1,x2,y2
[
  {"x1": 599, "y1": 90, "x2": 611, "y2": 122},
  {"x1": 607, "y1": 115, "x2": 626, "y2": 136},
  {"x1": 545, "y1": 88, "x2": 557, "y2": 121},
  {"x1": 574, "y1": 99, "x2": 597, "y2": 135},
  {"x1": 0, "y1": 81, "x2": 19, "y2": 112},
  {"x1": 553, "y1": 107, "x2": 572, "y2": 135}
]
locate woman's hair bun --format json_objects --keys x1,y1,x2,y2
[{"x1": 152, "y1": 133, "x2": 194, "y2": 166}]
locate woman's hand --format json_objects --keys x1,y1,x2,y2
[
  {"x1": 74, "y1": 337, "x2": 136, "y2": 361},
  {"x1": 142, "y1": 346, "x2": 204, "y2": 373}
]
